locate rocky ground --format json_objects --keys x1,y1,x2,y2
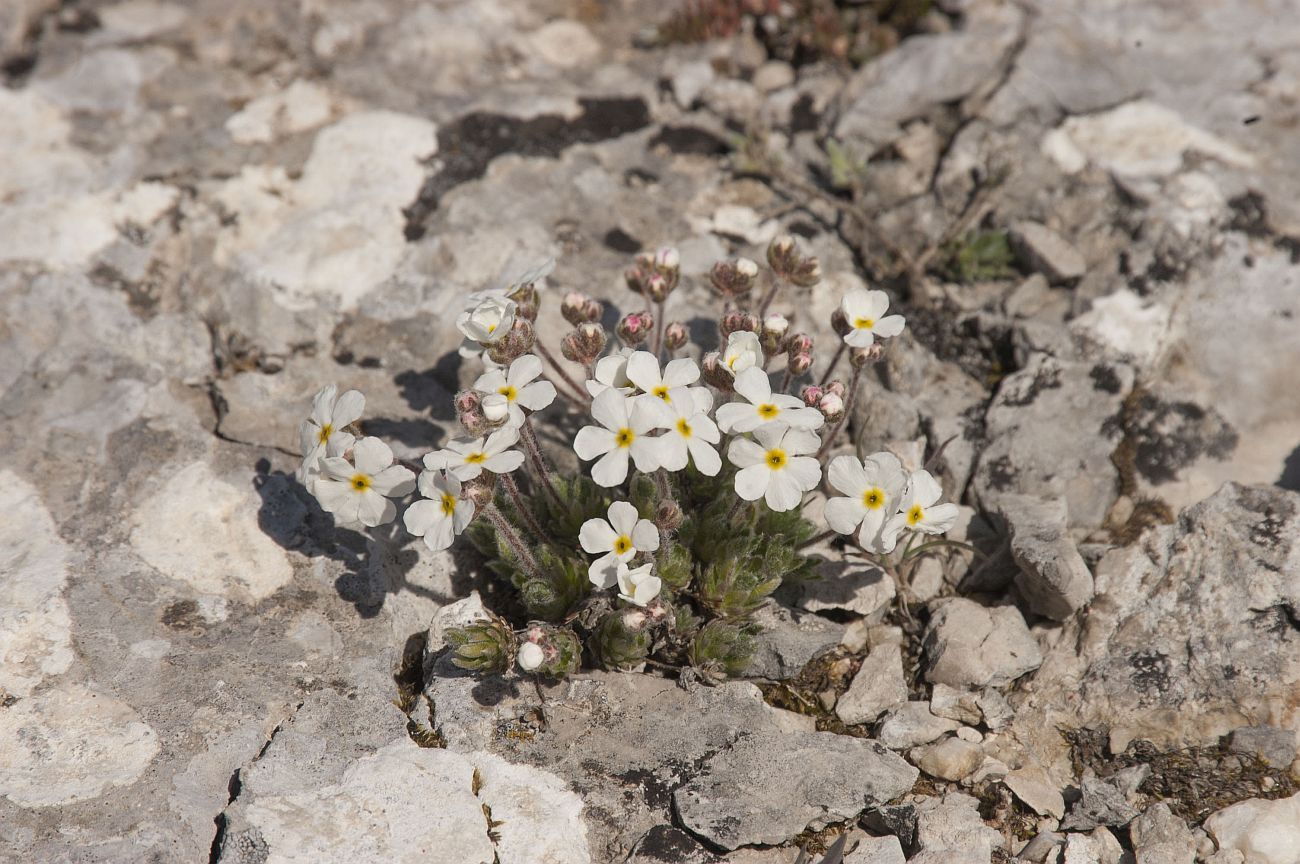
[{"x1": 2, "y1": 0, "x2": 1299, "y2": 862}]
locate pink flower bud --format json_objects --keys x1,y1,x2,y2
[
  {"x1": 645, "y1": 273, "x2": 671, "y2": 303},
  {"x1": 719, "y1": 310, "x2": 759, "y2": 339},
  {"x1": 561, "y1": 292, "x2": 590, "y2": 326},
  {"x1": 787, "y1": 333, "x2": 813, "y2": 356},
  {"x1": 851, "y1": 344, "x2": 884, "y2": 368},
  {"x1": 825, "y1": 380, "x2": 846, "y2": 398},
  {"x1": 701, "y1": 351, "x2": 733, "y2": 391},
  {"x1": 617, "y1": 312, "x2": 653, "y2": 346},
  {"x1": 789, "y1": 352, "x2": 813, "y2": 375},
  {"x1": 800, "y1": 385, "x2": 824, "y2": 407},
  {"x1": 709, "y1": 258, "x2": 759, "y2": 298},
  {"x1": 818, "y1": 392, "x2": 845, "y2": 422},
  {"x1": 663, "y1": 321, "x2": 689, "y2": 352},
  {"x1": 455, "y1": 390, "x2": 481, "y2": 415}
]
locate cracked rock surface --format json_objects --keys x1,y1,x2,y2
[{"x1": 3, "y1": 0, "x2": 1300, "y2": 861}]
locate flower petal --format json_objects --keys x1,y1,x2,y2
[
  {"x1": 655, "y1": 435, "x2": 689, "y2": 471},
  {"x1": 864, "y1": 289, "x2": 890, "y2": 320},
  {"x1": 827, "y1": 455, "x2": 868, "y2": 496},
  {"x1": 310, "y1": 384, "x2": 338, "y2": 425},
  {"x1": 785, "y1": 455, "x2": 822, "y2": 494},
  {"x1": 403, "y1": 499, "x2": 441, "y2": 536},
  {"x1": 591, "y1": 448, "x2": 630, "y2": 487},
  {"x1": 732, "y1": 367, "x2": 771, "y2": 405},
  {"x1": 910, "y1": 469, "x2": 944, "y2": 507},
  {"x1": 590, "y1": 388, "x2": 628, "y2": 431},
  {"x1": 687, "y1": 438, "x2": 721, "y2": 476},
  {"x1": 509, "y1": 354, "x2": 543, "y2": 387},
  {"x1": 474, "y1": 369, "x2": 508, "y2": 393},
  {"x1": 920, "y1": 502, "x2": 960, "y2": 534},
  {"x1": 484, "y1": 451, "x2": 524, "y2": 474},
  {"x1": 663, "y1": 357, "x2": 700, "y2": 388},
  {"x1": 632, "y1": 518, "x2": 660, "y2": 552},
  {"x1": 607, "y1": 500, "x2": 640, "y2": 535},
  {"x1": 765, "y1": 470, "x2": 803, "y2": 512},
  {"x1": 352, "y1": 437, "x2": 393, "y2": 475},
  {"x1": 624, "y1": 351, "x2": 662, "y2": 393},
  {"x1": 515, "y1": 380, "x2": 556, "y2": 411},
  {"x1": 357, "y1": 490, "x2": 396, "y2": 527},
  {"x1": 874, "y1": 314, "x2": 906, "y2": 337},
  {"x1": 824, "y1": 496, "x2": 867, "y2": 534},
  {"x1": 734, "y1": 464, "x2": 769, "y2": 500},
  {"x1": 579, "y1": 518, "x2": 617, "y2": 553},
  {"x1": 727, "y1": 436, "x2": 766, "y2": 468},
  {"x1": 574, "y1": 426, "x2": 616, "y2": 460},
  {"x1": 714, "y1": 403, "x2": 751, "y2": 434},
  {"x1": 332, "y1": 389, "x2": 365, "y2": 427},
  {"x1": 370, "y1": 465, "x2": 416, "y2": 496},
  {"x1": 844, "y1": 328, "x2": 874, "y2": 348},
  {"x1": 588, "y1": 552, "x2": 621, "y2": 589}
]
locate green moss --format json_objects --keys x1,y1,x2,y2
[{"x1": 938, "y1": 229, "x2": 1016, "y2": 283}]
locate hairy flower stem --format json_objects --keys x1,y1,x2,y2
[
  {"x1": 535, "y1": 341, "x2": 590, "y2": 406},
  {"x1": 653, "y1": 300, "x2": 666, "y2": 358},
  {"x1": 484, "y1": 503, "x2": 541, "y2": 579},
  {"x1": 816, "y1": 365, "x2": 862, "y2": 460},
  {"x1": 819, "y1": 342, "x2": 846, "y2": 386},
  {"x1": 500, "y1": 473, "x2": 546, "y2": 541},
  {"x1": 797, "y1": 528, "x2": 837, "y2": 550},
  {"x1": 758, "y1": 275, "x2": 784, "y2": 317},
  {"x1": 779, "y1": 367, "x2": 793, "y2": 394},
  {"x1": 521, "y1": 416, "x2": 562, "y2": 505},
  {"x1": 727, "y1": 495, "x2": 748, "y2": 524}
]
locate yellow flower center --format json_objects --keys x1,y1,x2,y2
[
  {"x1": 676, "y1": 418, "x2": 692, "y2": 437},
  {"x1": 350, "y1": 474, "x2": 371, "y2": 491},
  {"x1": 727, "y1": 355, "x2": 740, "y2": 369},
  {"x1": 613, "y1": 535, "x2": 633, "y2": 555},
  {"x1": 907, "y1": 504, "x2": 925, "y2": 525},
  {"x1": 317, "y1": 423, "x2": 333, "y2": 444},
  {"x1": 615, "y1": 428, "x2": 635, "y2": 448},
  {"x1": 757, "y1": 403, "x2": 779, "y2": 419},
  {"x1": 863, "y1": 487, "x2": 885, "y2": 509},
  {"x1": 855, "y1": 317, "x2": 875, "y2": 329},
  {"x1": 465, "y1": 452, "x2": 487, "y2": 464},
  {"x1": 440, "y1": 493, "x2": 457, "y2": 516},
  {"x1": 487, "y1": 322, "x2": 498, "y2": 334},
  {"x1": 498, "y1": 385, "x2": 517, "y2": 401},
  {"x1": 652, "y1": 385, "x2": 670, "y2": 401},
  {"x1": 765, "y1": 448, "x2": 787, "y2": 469}
]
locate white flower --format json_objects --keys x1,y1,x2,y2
[
  {"x1": 573, "y1": 389, "x2": 665, "y2": 487},
  {"x1": 840, "y1": 289, "x2": 906, "y2": 348},
  {"x1": 297, "y1": 384, "x2": 362, "y2": 485},
  {"x1": 473, "y1": 354, "x2": 557, "y2": 425},
  {"x1": 579, "y1": 500, "x2": 660, "y2": 588},
  {"x1": 481, "y1": 393, "x2": 510, "y2": 423},
  {"x1": 728, "y1": 423, "x2": 816, "y2": 511},
  {"x1": 403, "y1": 469, "x2": 475, "y2": 552},
  {"x1": 457, "y1": 292, "x2": 517, "y2": 357},
  {"x1": 517, "y1": 641, "x2": 545, "y2": 671},
  {"x1": 625, "y1": 351, "x2": 700, "y2": 404},
  {"x1": 721, "y1": 330, "x2": 762, "y2": 376},
  {"x1": 617, "y1": 561, "x2": 662, "y2": 607},
  {"x1": 586, "y1": 348, "x2": 635, "y2": 398},
  {"x1": 422, "y1": 427, "x2": 524, "y2": 481},
  {"x1": 653, "y1": 387, "x2": 721, "y2": 476},
  {"x1": 715, "y1": 367, "x2": 825, "y2": 434},
  {"x1": 880, "y1": 469, "x2": 959, "y2": 553},
  {"x1": 824, "y1": 452, "x2": 908, "y2": 552},
  {"x1": 726, "y1": 425, "x2": 822, "y2": 512},
  {"x1": 315, "y1": 437, "x2": 415, "y2": 528}
]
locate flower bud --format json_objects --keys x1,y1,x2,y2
[
  {"x1": 759, "y1": 313, "x2": 790, "y2": 356},
  {"x1": 818, "y1": 392, "x2": 845, "y2": 423},
  {"x1": 517, "y1": 641, "x2": 545, "y2": 671},
  {"x1": 454, "y1": 389, "x2": 481, "y2": 415},
  {"x1": 654, "y1": 245, "x2": 680, "y2": 273},
  {"x1": 709, "y1": 257, "x2": 759, "y2": 298},
  {"x1": 616, "y1": 312, "x2": 653, "y2": 347},
  {"x1": 767, "y1": 234, "x2": 821, "y2": 287},
  {"x1": 722, "y1": 330, "x2": 762, "y2": 376},
  {"x1": 850, "y1": 346, "x2": 877, "y2": 369},
  {"x1": 463, "y1": 476, "x2": 497, "y2": 509},
  {"x1": 800, "y1": 384, "x2": 824, "y2": 407},
  {"x1": 644, "y1": 273, "x2": 671, "y2": 303},
  {"x1": 788, "y1": 352, "x2": 813, "y2": 375},
  {"x1": 561, "y1": 322, "x2": 608, "y2": 363},
  {"x1": 701, "y1": 351, "x2": 734, "y2": 391},
  {"x1": 444, "y1": 614, "x2": 516, "y2": 674},
  {"x1": 787, "y1": 332, "x2": 813, "y2": 356},
  {"x1": 561, "y1": 291, "x2": 592, "y2": 326},
  {"x1": 719, "y1": 310, "x2": 759, "y2": 340},
  {"x1": 824, "y1": 379, "x2": 846, "y2": 398},
  {"x1": 582, "y1": 298, "x2": 603, "y2": 322},
  {"x1": 663, "y1": 321, "x2": 689, "y2": 352},
  {"x1": 656, "y1": 499, "x2": 684, "y2": 532},
  {"x1": 830, "y1": 307, "x2": 851, "y2": 338},
  {"x1": 488, "y1": 318, "x2": 535, "y2": 365},
  {"x1": 481, "y1": 393, "x2": 510, "y2": 424}
]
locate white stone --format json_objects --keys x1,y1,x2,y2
[
  {"x1": 0, "y1": 471, "x2": 73, "y2": 698},
  {"x1": 529, "y1": 20, "x2": 601, "y2": 69},
  {"x1": 708, "y1": 204, "x2": 779, "y2": 245},
  {"x1": 1042, "y1": 128, "x2": 1088, "y2": 174},
  {"x1": 1004, "y1": 766, "x2": 1066, "y2": 819},
  {"x1": 801, "y1": 561, "x2": 896, "y2": 620},
  {"x1": 672, "y1": 60, "x2": 715, "y2": 108},
  {"x1": 1071, "y1": 288, "x2": 1173, "y2": 368},
  {"x1": 1064, "y1": 827, "x2": 1125, "y2": 864},
  {"x1": 836, "y1": 642, "x2": 907, "y2": 725},
  {"x1": 95, "y1": 0, "x2": 187, "y2": 41},
  {"x1": 0, "y1": 684, "x2": 159, "y2": 807},
  {"x1": 846, "y1": 834, "x2": 906, "y2": 864},
  {"x1": 1058, "y1": 100, "x2": 1254, "y2": 179},
  {"x1": 130, "y1": 461, "x2": 295, "y2": 602},
  {"x1": 1204, "y1": 793, "x2": 1300, "y2": 864},
  {"x1": 225, "y1": 79, "x2": 337, "y2": 144},
  {"x1": 212, "y1": 111, "x2": 437, "y2": 310},
  {"x1": 244, "y1": 740, "x2": 590, "y2": 863}
]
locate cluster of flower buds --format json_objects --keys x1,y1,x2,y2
[
  {"x1": 767, "y1": 235, "x2": 821, "y2": 287},
  {"x1": 625, "y1": 247, "x2": 681, "y2": 303},
  {"x1": 816, "y1": 379, "x2": 846, "y2": 422},
  {"x1": 759, "y1": 313, "x2": 789, "y2": 357},
  {"x1": 485, "y1": 318, "x2": 536, "y2": 366},
  {"x1": 455, "y1": 389, "x2": 509, "y2": 436},
  {"x1": 850, "y1": 343, "x2": 885, "y2": 369},
  {"x1": 700, "y1": 351, "x2": 732, "y2": 391},
  {"x1": 708, "y1": 257, "x2": 759, "y2": 299},
  {"x1": 561, "y1": 291, "x2": 603, "y2": 326},
  {"x1": 719, "y1": 310, "x2": 759, "y2": 340},
  {"x1": 615, "y1": 311, "x2": 655, "y2": 347},
  {"x1": 515, "y1": 623, "x2": 582, "y2": 677},
  {"x1": 786, "y1": 332, "x2": 814, "y2": 376},
  {"x1": 561, "y1": 321, "x2": 608, "y2": 365}
]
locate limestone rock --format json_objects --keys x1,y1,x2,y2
[
  {"x1": 836, "y1": 642, "x2": 908, "y2": 726},
  {"x1": 1003, "y1": 766, "x2": 1065, "y2": 819},
  {"x1": 1226, "y1": 726, "x2": 1298, "y2": 770},
  {"x1": 915, "y1": 736, "x2": 984, "y2": 782},
  {"x1": 745, "y1": 604, "x2": 845, "y2": 681},
  {"x1": 930, "y1": 684, "x2": 982, "y2": 725},
  {"x1": 911, "y1": 793, "x2": 1002, "y2": 863},
  {"x1": 999, "y1": 493, "x2": 1095, "y2": 620},
  {"x1": 1204, "y1": 792, "x2": 1300, "y2": 864},
  {"x1": 845, "y1": 834, "x2": 906, "y2": 864},
  {"x1": 1130, "y1": 803, "x2": 1197, "y2": 864},
  {"x1": 1010, "y1": 221, "x2": 1086, "y2": 284},
  {"x1": 800, "y1": 560, "x2": 897, "y2": 621},
  {"x1": 674, "y1": 731, "x2": 918, "y2": 850},
  {"x1": 1063, "y1": 828, "x2": 1125, "y2": 864},
  {"x1": 878, "y1": 702, "x2": 961, "y2": 750},
  {"x1": 922, "y1": 598, "x2": 1043, "y2": 688}
]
